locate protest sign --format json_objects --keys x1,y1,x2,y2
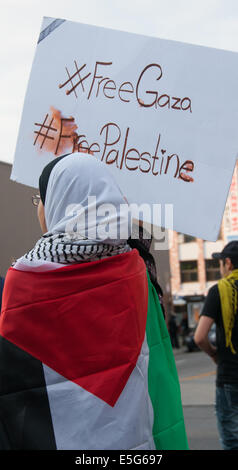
[{"x1": 11, "y1": 17, "x2": 238, "y2": 240}]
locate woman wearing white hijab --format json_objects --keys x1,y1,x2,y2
[
  {"x1": 0, "y1": 153, "x2": 188, "y2": 450},
  {"x1": 18, "y1": 152, "x2": 132, "y2": 268}
]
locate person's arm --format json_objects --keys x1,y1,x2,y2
[{"x1": 194, "y1": 316, "x2": 218, "y2": 363}]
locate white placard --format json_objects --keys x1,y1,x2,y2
[{"x1": 11, "y1": 17, "x2": 238, "y2": 241}]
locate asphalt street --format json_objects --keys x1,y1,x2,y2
[{"x1": 174, "y1": 347, "x2": 222, "y2": 450}]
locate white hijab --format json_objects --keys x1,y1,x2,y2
[{"x1": 44, "y1": 153, "x2": 132, "y2": 245}]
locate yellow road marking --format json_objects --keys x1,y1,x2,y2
[{"x1": 180, "y1": 371, "x2": 216, "y2": 382}]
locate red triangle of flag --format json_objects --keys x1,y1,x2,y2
[{"x1": 0, "y1": 250, "x2": 148, "y2": 406}]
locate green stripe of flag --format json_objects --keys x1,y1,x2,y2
[{"x1": 146, "y1": 273, "x2": 189, "y2": 450}]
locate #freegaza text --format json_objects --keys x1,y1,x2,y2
[{"x1": 59, "y1": 61, "x2": 192, "y2": 112}]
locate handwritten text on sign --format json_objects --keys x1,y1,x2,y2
[
  {"x1": 33, "y1": 105, "x2": 194, "y2": 183},
  {"x1": 11, "y1": 18, "x2": 238, "y2": 240},
  {"x1": 33, "y1": 60, "x2": 194, "y2": 183},
  {"x1": 58, "y1": 60, "x2": 192, "y2": 112}
]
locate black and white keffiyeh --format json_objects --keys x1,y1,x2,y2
[{"x1": 24, "y1": 233, "x2": 131, "y2": 264}]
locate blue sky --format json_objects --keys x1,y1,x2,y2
[{"x1": 1, "y1": 0, "x2": 238, "y2": 164}]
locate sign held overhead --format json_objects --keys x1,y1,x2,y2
[{"x1": 11, "y1": 17, "x2": 238, "y2": 241}]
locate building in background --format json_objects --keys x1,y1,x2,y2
[
  {"x1": 169, "y1": 161, "x2": 238, "y2": 330},
  {"x1": 0, "y1": 162, "x2": 40, "y2": 277}
]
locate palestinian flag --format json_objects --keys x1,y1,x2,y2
[{"x1": 0, "y1": 249, "x2": 188, "y2": 450}]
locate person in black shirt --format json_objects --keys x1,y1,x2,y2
[{"x1": 194, "y1": 241, "x2": 238, "y2": 450}]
